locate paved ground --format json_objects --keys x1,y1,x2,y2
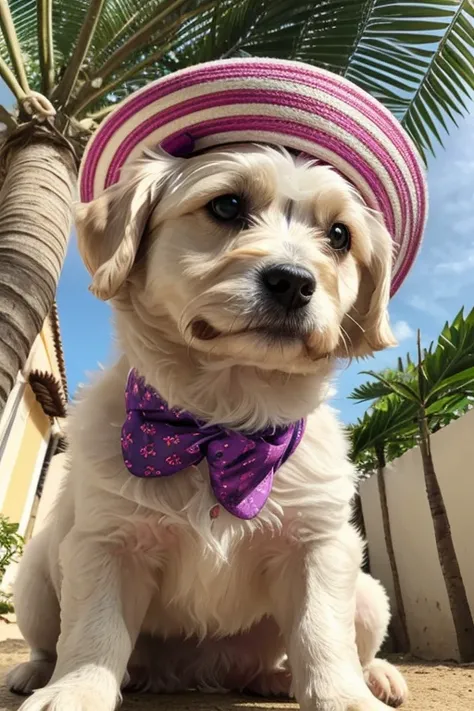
[{"x1": 0, "y1": 635, "x2": 471, "y2": 710}]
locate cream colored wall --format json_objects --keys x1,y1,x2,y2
[
  {"x1": 360, "y1": 407, "x2": 474, "y2": 661},
  {"x1": 0, "y1": 321, "x2": 60, "y2": 538},
  {"x1": 431, "y1": 410, "x2": 474, "y2": 623},
  {"x1": 1, "y1": 386, "x2": 49, "y2": 531}
]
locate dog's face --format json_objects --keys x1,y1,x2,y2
[{"x1": 76, "y1": 145, "x2": 395, "y2": 374}]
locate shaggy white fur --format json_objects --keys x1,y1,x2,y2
[{"x1": 9, "y1": 146, "x2": 406, "y2": 711}]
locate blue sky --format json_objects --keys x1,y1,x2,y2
[{"x1": 2, "y1": 82, "x2": 473, "y2": 423}]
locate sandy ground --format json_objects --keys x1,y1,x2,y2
[{"x1": 0, "y1": 636, "x2": 472, "y2": 711}]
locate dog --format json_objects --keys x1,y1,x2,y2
[{"x1": 8, "y1": 145, "x2": 407, "y2": 711}]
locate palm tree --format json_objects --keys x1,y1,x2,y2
[
  {"x1": 0, "y1": 1, "x2": 473, "y2": 416},
  {"x1": 350, "y1": 307, "x2": 474, "y2": 662},
  {"x1": 350, "y1": 364, "x2": 418, "y2": 654}
]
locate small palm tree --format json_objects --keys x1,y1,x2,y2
[
  {"x1": 0, "y1": 0, "x2": 473, "y2": 416},
  {"x1": 349, "y1": 363, "x2": 418, "y2": 653},
  {"x1": 350, "y1": 307, "x2": 474, "y2": 661}
]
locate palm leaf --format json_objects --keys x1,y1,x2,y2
[
  {"x1": 350, "y1": 394, "x2": 418, "y2": 460},
  {"x1": 52, "y1": 0, "x2": 89, "y2": 68},
  {"x1": 349, "y1": 379, "x2": 395, "y2": 403},
  {"x1": 1, "y1": 0, "x2": 473, "y2": 164},
  {"x1": 89, "y1": 0, "x2": 364, "y2": 104},
  {"x1": 344, "y1": 0, "x2": 474, "y2": 161},
  {"x1": 0, "y1": 0, "x2": 38, "y2": 88},
  {"x1": 69, "y1": 0, "x2": 216, "y2": 115},
  {"x1": 169, "y1": 0, "x2": 318, "y2": 65},
  {"x1": 423, "y1": 307, "x2": 474, "y2": 406},
  {"x1": 350, "y1": 365, "x2": 420, "y2": 403}
]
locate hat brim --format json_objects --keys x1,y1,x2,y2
[{"x1": 79, "y1": 57, "x2": 427, "y2": 296}]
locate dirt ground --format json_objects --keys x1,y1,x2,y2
[{"x1": 0, "y1": 640, "x2": 472, "y2": 711}]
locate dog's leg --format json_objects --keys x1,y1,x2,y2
[
  {"x1": 241, "y1": 576, "x2": 407, "y2": 706},
  {"x1": 17, "y1": 529, "x2": 151, "y2": 711},
  {"x1": 356, "y1": 573, "x2": 408, "y2": 708},
  {"x1": 268, "y1": 525, "x2": 391, "y2": 711},
  {"x1": 7, "y1": 530, "x2": 59, "y2": 695}
]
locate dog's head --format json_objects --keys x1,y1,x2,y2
[{"x1": 76, "y1": 145, "x2": 395, "y2": 377}]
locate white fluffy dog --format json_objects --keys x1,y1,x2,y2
[{"x1": 9, "y1": 145, "x2": 407, "y2": 711}]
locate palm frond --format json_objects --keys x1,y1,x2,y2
[
  {"x1": 344, "y1": 0, "x2": 474, "y2": 161},
  {"x1": 37, "y1": 0, "x2": 54, "y2": 95},
  {"x1": 423, "y1": 307, "x2": 474, "y2": 405},
  {"x1": 54, "y1": 0, "x2": 106, "y2": 105},
  {"x1": 51, "y1": 0, "x2": 89, "y2": 68},
  {"x1": 69, "y1": 0, "x2": 215, "y2": 115},
  {"x1": 349, "y1": 379, "x2": 395, "y2": 403},
  {"x1": 1, "y1": 0, "x2": 473, "y2": 165},
  {"x1": 0, "y1": 0, "x2": 31, "y2": 92},
  {"x1": 350, "y1": 394, "x2": 418, "y2": 460},
  {"x1": 293, "y1": 0, "x2": 375, "y2": 74},
  {"x1": 80, "y1": 1, "x2": 369, "y2": 116},
  {"x1": 0, "y1": 1, "x2": 37, "y2": 63},
  {"x1": 350, "y1": 366, "x2": 420, "y2": 404}
]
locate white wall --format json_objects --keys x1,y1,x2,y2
[{"x1": 360, "y1": 407, "x2": 474, "y2": 661}]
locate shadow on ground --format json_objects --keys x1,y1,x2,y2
[{"x1": 0, "y1": 640, "x2": 472, "y2": 711}]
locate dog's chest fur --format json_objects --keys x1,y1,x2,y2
[
  {"x1": 68, "y1": 361, "x2": 356, "y2": 639},
  {"x1": 126, "y1": 516, "x2": 290, "y2": 637}
]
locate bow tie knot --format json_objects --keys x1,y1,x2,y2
[{"x1": 121, "y1": 370, "x2": 305, "y2": 519}]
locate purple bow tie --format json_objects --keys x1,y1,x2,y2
[{"x1": 121, "y1": 370, "x2": 305, "y2": 520}]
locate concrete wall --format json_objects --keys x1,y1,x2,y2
[{"x1": 360, "y1": 407, "x2": 474, "y2": 661}]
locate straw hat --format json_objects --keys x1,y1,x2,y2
[{"x1": 79, "y1": 57, "x2": 427, "y2": 295}]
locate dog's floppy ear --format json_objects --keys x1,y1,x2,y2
[
  {"x1": 344, "y1": 212, "x2": 397, "y2": 357},
  {"x1": 75, "y1": 153, "x2": 175, "y2": 300}
]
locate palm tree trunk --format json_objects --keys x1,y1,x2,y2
[
  {"x1": 375, "y1": 445, "x2": 410, "y2": 653},
  {"x1": 418, "y1": 412, "x2": 474, "y2": 662},
  {"x1": 352, "y1": 493, "x2": 370, "y2": 574},
  {"x1": 0, "y1": 132, "x2": 76, "y2": 412}
]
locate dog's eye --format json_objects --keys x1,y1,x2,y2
[
  {"x1": 328, "y1": 223, "x2": 351, "y2": 252},
  {"x1": 208, "y1": 194, "x2": 243, "y2": 222}
]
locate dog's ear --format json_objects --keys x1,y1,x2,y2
[
  {"x1": 344, "y1": 212, "x2": 397, "y2": 357},
  {"x1": 75, "y1": 153, "x2": 175, "y2": 300}
]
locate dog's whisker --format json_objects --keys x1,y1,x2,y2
[
  {"x1": 345, "y1": 312, "x2": 365, "y2": 334},
  {"x1": 338, "y1": 326, "x2": 352, "y2": 360}
]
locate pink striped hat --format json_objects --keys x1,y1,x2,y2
[{"x1": 79, "y1": 57, "x2": 427, "y2": 295}]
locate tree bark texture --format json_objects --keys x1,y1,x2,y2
[
  {"x1": 0, "y1": 136, "x2": 76, "y2": 412},
  {"x1": 352, "y1": 493, "x2": 370, "y2": 573},
  {"x1": 419, "y1": 414, "x2": 474, "y2": 662},
  {"x1": 376, "y1": 454, "x2": 410, "y2": 654}
]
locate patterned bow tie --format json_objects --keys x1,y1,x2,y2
[{"x1": 121, "y1": 370, "x2": 305, "y2": 520}]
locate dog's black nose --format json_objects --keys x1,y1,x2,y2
[{"x1": 261, "y1": 264, "x2": 316, "y2": 310}]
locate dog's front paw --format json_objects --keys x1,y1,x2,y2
[
  {"x1": 365, "y1": 659, "x2": 408, "y2": 708},
  {"x1": 7, "y1": 661, "x2": 54, "y2": 695},
  {"x1": 16, "y1": 682, "x2": 115, "y2": 711}
]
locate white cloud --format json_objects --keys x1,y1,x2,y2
[
  {"x1": 407, "y1": 295, "x2": 450, "y2": 321},
  {"x1": 443, "y1": 199, "x2": 473, "y2": 215},
  {"x1": 400, "y1": 113, "x2": 474, "y2": 318},
  {"x1": 436, "y1": 250, "x2": 474, "y2": 274},
  {"x1": 392, "y1": 320, "x2": 415, "y2": 342},
  {"x1": 452, "y1": 158, "x2": 474, "y2": 176},
  {"x1": 452, "y1": 216, "x2": 474, "y2": 235}
]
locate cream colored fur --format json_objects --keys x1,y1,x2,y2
[{"x1": 9, "y1": 146, "x2": 407, "y2": 711}]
